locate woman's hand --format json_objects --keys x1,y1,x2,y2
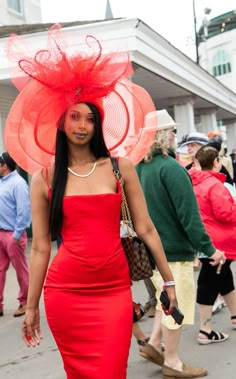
[{"x1": 22, "y1": 307, "x2": 42, "y2": 347}]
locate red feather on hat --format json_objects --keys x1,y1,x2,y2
[{"x1": 4, "y1": 24, "x2": 156, "y2": 173}]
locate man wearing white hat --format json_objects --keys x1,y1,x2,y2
[
  {"x1": 179, "y1": 131, "x2": 209, "y2": 170},
  {"x1": 135, "y1": 109, "x2": 225, "y2": 379},
  {"x1": 155, "y1": 109, "x2": 179, "y2": 132},
  {"x1": 142, "y1": 109, "x2": 178, "y2": 318}
]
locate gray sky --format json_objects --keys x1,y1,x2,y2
[{"x1": 40, "y1": 0, "x2": 236, "y2": 59}]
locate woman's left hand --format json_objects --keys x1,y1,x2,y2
[{"x1": 21, "y1": 307, "x2": 42, "y2": 347}]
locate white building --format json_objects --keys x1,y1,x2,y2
[
  {"x1": 0, "y1": 17, "x2": 236, "y2": 156},
  {"x1": 198, "y1": 9, "x2": 236, "y2": 151},
  {"x1": 0, "y1": 0, "x2": 41, "y2": 25}
]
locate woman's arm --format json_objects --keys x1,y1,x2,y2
[
  {"x1": 22, "y1": 170, "x2": 51, "y2": 346},
  {"x1": 118, "y1": 157, "x2": 176, "y2": 305},
  {"x1": 27, "y1": 170, "x2": 51, "y2": 309}
]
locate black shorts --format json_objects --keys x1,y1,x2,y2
[{"x1": 197, "y1": 259, "x2": 234, "y2": 305}]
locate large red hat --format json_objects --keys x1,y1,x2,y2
[{"x1": 4, "y1": 24, "x2": 156, "y2": 174}]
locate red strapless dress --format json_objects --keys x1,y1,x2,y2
[{"x1": 44, "y1": 182, "x2": 132, "y2": 379}]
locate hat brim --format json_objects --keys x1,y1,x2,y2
[
  {"x1": 4, "y1": 26, "x2": 157, "y2": 173},
  {"x1": 180, "y1": 139, "x2": 208, "y2": 147},
  {"x1": 4, "y1": 78, "x2": 157, "y2": 173},
  {"x1": 157, "y1": 124, "x2": 179, "y2": 131}
]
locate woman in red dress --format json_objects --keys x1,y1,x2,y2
[{"x1": 4, "y1": 24, "x2": 177, "y2": 379}]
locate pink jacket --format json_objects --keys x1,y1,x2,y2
[{"x1": 189, "y1": 169, "x2": 236, "y2": 260}]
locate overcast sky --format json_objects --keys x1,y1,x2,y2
[{"x1": 40, "y1": 0, "x2": 236, "y2": 59}]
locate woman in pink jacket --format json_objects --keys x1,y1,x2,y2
[{"x1": 189, "y1": 145, "x2": 236, "y2": 345}]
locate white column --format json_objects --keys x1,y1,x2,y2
[
  {"x1": 173, "y1": 97, "x2": 195, "y2": 141},
  {"x1": 197, "y1": 109, "x2": 217, "y2": 134},
  {"x1": 225, "y1": 121, "x2": 236, "y2": 154}
]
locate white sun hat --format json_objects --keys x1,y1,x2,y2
[
  {"x1": 180, "y1": 131, "x2": 209, "y2": 146},
  {"x1": 145, "y1": 109, "x2": 179, "y2": 131},
  {"x1": 177, "y1": 131, "x2": 209, "y2": 154}
]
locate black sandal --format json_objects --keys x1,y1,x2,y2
[
  {"x1": 197, "y1": 329, "x2": 228, "y2": 345},
  {"x1": 137, "y1": 337, "x2": 149, "y2": 347},
  {"x1": 231, "y1": 315, "x2": 236, "y2": 329}
]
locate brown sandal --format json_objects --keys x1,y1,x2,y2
[
  {"x1": 139, "y1": 343, "x2": 164, "y2": 366},
  {"x1": 162, "y1": 363, "x2": 208, "y2": 379}
]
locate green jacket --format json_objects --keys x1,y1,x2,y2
[{"x1": 135, "y1": 149, "x2": 215, "y2": 261}]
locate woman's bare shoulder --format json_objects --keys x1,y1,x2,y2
[
  {"x1": 31, "y1": 169, "x2": 45, "y2": 185},
  {"x1": 31, "y1": 167, "x2": 53, "y2": 192},
  {"x1": 118, "y1": 156, "x2": 134, "y2": 176},
  {"x1": 118, "y1": 156, "x2": 133, "y2": 167}
]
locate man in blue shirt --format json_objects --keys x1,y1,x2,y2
[{"x1": 0, "y1": 152, "x2": 31, "y2": 317}]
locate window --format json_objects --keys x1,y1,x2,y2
[
  {"x1": 212, "y1": 50, "x2": 231, "y2": 77},
  {"x1": 7, "y1": 0, "x2": 22, "y2": 14}
]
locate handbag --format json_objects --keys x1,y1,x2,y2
[{"x1": 111, "y1": 157, "x2": 156, "y2": 281}]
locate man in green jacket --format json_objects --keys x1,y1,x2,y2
[{"x1": 135, "y1": 109, "x2": 225, "y2": 379}]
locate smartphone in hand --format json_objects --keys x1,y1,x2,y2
[{"x1": 160, "y1": 290, "x2": 184, "y2": 325}]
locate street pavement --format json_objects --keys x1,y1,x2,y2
[{"x1": 1, "y1": 241, "x2": 236, "y2": 378}]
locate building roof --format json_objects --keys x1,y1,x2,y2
[
  {"x1": 0, "y1": 18, "x2": 121, "y2": 38},
  {"x1": 199, "y1": 10, "x2": 236, "y2": 41},
  {"x1": 1, "y1": 16, "x2": 236, "y2": 126}
]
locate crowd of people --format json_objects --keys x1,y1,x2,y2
[{"x1": 1, "y1": 22, "x2": 236, "y2": 379}]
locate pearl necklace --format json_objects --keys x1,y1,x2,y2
[{"x1": 68, "y1": 162, "x2": 97, "y2": 178}]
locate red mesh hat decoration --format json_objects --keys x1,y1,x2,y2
[{"x1": 4, "y1": 24, "x2": 157, "y2": 174}]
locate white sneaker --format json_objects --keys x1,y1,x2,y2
[{"x1": 212, "y1": 297, "x2": 226, "y2": 314}]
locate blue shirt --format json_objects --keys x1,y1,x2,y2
[{"x1": 0, "y1": 170, "x2": 31, "y2": 239}]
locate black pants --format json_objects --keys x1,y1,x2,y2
[{"x1": 197, "y1": 259, "x2": 234, "y2": 305}]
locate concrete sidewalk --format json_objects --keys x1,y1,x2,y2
[{"x1": 0, "y1": 241, "x2": 236, "y2": 378}]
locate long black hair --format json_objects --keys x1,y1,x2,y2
[{"x1": 49, "y1": 102, "x2": 110, "y2": 238}]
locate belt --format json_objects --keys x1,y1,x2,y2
[{"x1": 0, "y1": 229, "x2": 12, "y2": 232}]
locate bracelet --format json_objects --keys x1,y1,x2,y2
[{"x1": 163, "y1": 281, "x2": 176, "y2": 287}]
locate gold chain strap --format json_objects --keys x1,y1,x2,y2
[{"x1": 113, "y1": 169, "x2": 134, "y2": 238}]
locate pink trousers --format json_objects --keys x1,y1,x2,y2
[{"x1": 0, "y1": 231, "x2": 29, "y2": 311}]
